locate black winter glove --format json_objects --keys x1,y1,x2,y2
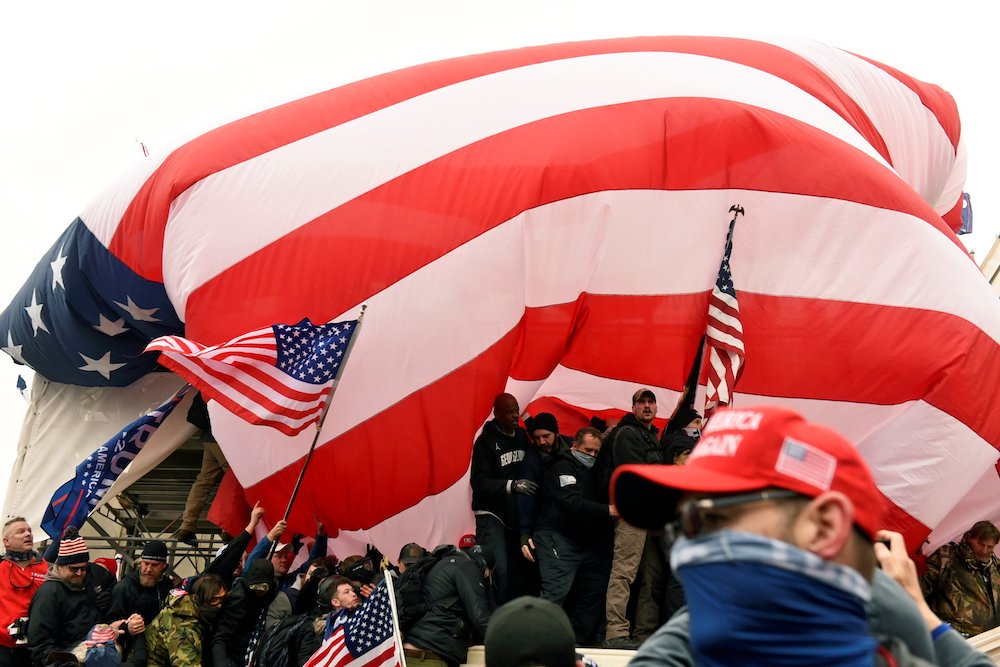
[{"x1": 511, "y1": 479, "x2": 539, "y2": 496}]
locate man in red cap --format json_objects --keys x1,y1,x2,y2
[{"x1": 612, "y1": 405, "x2": 883, "y2": 664}]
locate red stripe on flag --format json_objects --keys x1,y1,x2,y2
[
  {"x1": 183, "y1": 96, "x2": 952, "y2": 345},
  {"x1": 110, "y1": 37, "x2": 898, "y2": 282}
]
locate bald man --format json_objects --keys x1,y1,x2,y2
[{"x1": 471, "y1": 393, "x2": 536, "y2": 604}]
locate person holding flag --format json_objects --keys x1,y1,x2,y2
[{"x1": 304, "y1": 576, "x2": 401, "y2": 667}]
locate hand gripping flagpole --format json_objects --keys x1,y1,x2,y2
[{"x1": 268, "y1": 304, "x2": 367, "y2": 558}]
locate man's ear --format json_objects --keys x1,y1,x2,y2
[{"x1": 794, "y1": 491, "x2": 854, "y2": 560}]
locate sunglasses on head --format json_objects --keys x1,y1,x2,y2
[{"x1": 662, "y1": 489, "x2": 802, "y2": 550}]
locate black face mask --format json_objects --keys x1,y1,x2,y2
[{"x1": 197, "y1": 603, "x2": 222, "y2": 624}]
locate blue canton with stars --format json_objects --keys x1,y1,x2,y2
[
  {"x1": 0, "y1": 218, "x2": 182, "y2": 387},
  {"x1": 274, "y1": 319, "x2": 357, "y2": 384},
  {"x1": 715, "y1": 224, "x2": 736, "y2": 298}
]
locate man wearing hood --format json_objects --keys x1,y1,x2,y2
[
  {"x1": 210, "y1": 559, "x2": 278, "y2": 666},
  {"x1": 109, "y1": 540, "x2": 173, "y2": 666},
  {"x1": 0, "y1": 518, "x2": 46, "y2": 667},
  {"x1": 660, "y1": 406, "x2": 702, "y2": 466},
  {"x1": 470, "y1": 393, "x2": 537, "y2": 603},
  {"x1": 534, "y1": 426, "x2": 616, "y2": 645},
  {"x1": 145, "y1": 574, "x2": 227, "y2": 667}
]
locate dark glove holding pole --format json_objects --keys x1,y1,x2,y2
[{"x1": 510, "y1": 479, "x2": 538, "y2": 496}]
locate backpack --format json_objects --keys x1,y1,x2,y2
[
  {"x1": 394, "y1": 548, "x2": 449, "y2": 633},
  {"x1": 251, "y1": 612, "x2": 313, "y2": 667}
]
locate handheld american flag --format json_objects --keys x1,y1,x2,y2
[
  {"x1": 304, "y1": 579, "x2": 401, "y2": 667},
  {"x1": 145, "y1": 317, "x2": 359, "y2": 436},
  {"x1": 704, "y1": 206, "x2": 745, "y2": 419}
]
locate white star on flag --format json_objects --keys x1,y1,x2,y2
[
  {"x1": 25, "y1": 291, "x2": 49, "y2": 336},
  {"x1": 78, "y1": 351, "x2": 127, "y2": 380}
]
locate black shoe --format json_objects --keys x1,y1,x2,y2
[
  {"x1": 602, "y1": 637, "x2": 641, "y2": 650},
  {"x1": 174, "y1": 529, "x2": 198, "y2": 547}
]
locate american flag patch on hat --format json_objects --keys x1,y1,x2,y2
[{"x1": 775, "y1": 438, "x2": 836, "y2": 490}]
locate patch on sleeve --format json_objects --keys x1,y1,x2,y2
[{"x1": 558, "y1": 474, "x2": 577, "y2": 487}]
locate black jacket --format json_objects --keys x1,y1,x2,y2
[
  {"x1": 108, "y1": 568, "x2": 172, "y2": 666},
  {"x1": 210, "y1": 560, "x2": 278, "y2": 667},
  {"x1": 27, "y1": 575, "x2": 101, "y2": 666},
  {"x1": 611, "y1": 413, "x2": 662, "y2": 467},
  {"x1": 405, "y1": 547, "x2": 492, "y2": 665},
  {"x1": 536, "y1": 449, "x2": 612, "y2": 546},
  {"x1": 470, "y1": 421, "x2": 531, "y2": 526}
]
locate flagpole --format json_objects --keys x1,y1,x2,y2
[
  {"x1": 269, "y1": 305, "x2": 367, "y2": 557},
  {"x1": 382, "y1": 566, "x2": 408, "y2": 667}
]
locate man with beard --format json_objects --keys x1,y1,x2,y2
[
  {"x1": 471, "y1": 392, "x2": 536, "y2": 603},
  {"x1": 519, "y1": 413, "x2": 570, "y2": 567},
  {"x1": 145, "y1": 574, "x2": 227, "y2": 667},
  {"x1": 921, "y1": 521, "x2": 1000, "y2": 636},
  {"x1": 27, "y1": 529, "x2": 131, "y2": 666},
  {"x1": 109, "y1": 540, "x2": 173, "y2": 666},
  {"x1": 603, "y1": 388, "x2": 665, "y2": 650},
  {"x1": 0, "y1": 518, "x2": 46, "y2": 667}
]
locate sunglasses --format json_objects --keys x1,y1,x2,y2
[
  {"x1": 207, "y1": 593, "x2": 227, "y2": 607},
  {"x1": 662, "y1": 489, "x2": 802, "y2": 550},
  {"x1": 64, "y1": 565, "x2": 89, "y2": 575},
  {"x1": 248, "y1": 582, "x2": 272, "y2": 592}
]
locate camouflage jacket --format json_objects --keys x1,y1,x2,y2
[
  {"x1": 920, "y1": 541, "x2": 1000, "y2": 636},
  {"x1": 145, "y1": 593, "x2": 206, "y2": 667}
]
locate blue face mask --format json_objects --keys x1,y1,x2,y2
[
  {"x1": 571, "y1": 450, "x2": 596, "y2": 469},
  {"x1": 671, "y1": 530, "x2": 875, "y2": 667}
]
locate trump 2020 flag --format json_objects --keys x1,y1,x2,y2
[
  {"x1": 304, "y1": 580, "x2": 401, "y2": 667},
  {"x1": 40, "y1": 385, "x2": 190, "y2": 538},
  {"x1": 145, "y1": 317, "x2": 359, "y2": 436}
]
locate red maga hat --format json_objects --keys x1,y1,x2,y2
[{"x1": 611, "y1": 405, "x2": 883, "y2": 539}]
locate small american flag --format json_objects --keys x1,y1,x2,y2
[
  {"x1": 705, "y1": 207, "x2": 745, "y2": 419},
  {"x1": 304, "y1": 580, "x2": 400, "y2": 667},
  {"x1": 775, "y1": 437, "x2": 837, "y2": 490},
  {"x1": 145, "y1": 317, "x2": 358, "y2": 436}
]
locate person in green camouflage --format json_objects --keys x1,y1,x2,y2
[
  {"x1": 145, "y1": 574, "x2": 226, "y2": 666},
  {"x1": 920, "y1": 520, "x2": 1000, "y2": 637}
]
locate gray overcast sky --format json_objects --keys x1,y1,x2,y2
[{"x1": 1, "y1": 0, "x2": 996, "y2": 508}]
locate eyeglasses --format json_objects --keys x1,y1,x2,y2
[{"x1": 662, "y1": 489, "x2": 802, "y2": 550}]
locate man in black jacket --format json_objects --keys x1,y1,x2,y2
[
  {"x1": 27, "y1": 530, "x2": 131, "y2": 666},
  {"x1": 404, "y1": 545, "x2": 493, "y2": 667},
  {"x1": 604, "y1": 388, "x2": 666, "y2": 650},
  {"x1": 108, "y1": 540, "x2": 173, "y2": 666},
  {"x1": 210, "y1": 559, "x2": 278, "y2": 667},
  {"x1": 534, "y1": 427, "x2": 615, "y2": 645},
  {"x1": 470, "y1": 393, "x2": 537, "y2": 603}
]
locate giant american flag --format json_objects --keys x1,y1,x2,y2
[
  {"x1": 704, "y1": 207, "x2": 745, "y2": 419},
  {"x1": 1, "y1": 37, "x2": 997, "y2": 559},
  {"x1": 304, "y1": 581, "x2": 400, "y2": 667}
]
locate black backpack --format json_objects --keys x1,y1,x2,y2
[
  {"x1": 251, "y1": 612, "x2": 313, "y2": 667},
  {"x1": 394, "y1": 548, "x2": 449, "y2": 633}
]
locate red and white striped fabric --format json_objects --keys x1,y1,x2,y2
[{"x1": 15, "y1": 36, "x2": 998, "y2": 558}]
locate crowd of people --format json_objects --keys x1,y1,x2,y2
[{"x1": 1, "y1": 390, "x2": 999, "y2": 667}]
